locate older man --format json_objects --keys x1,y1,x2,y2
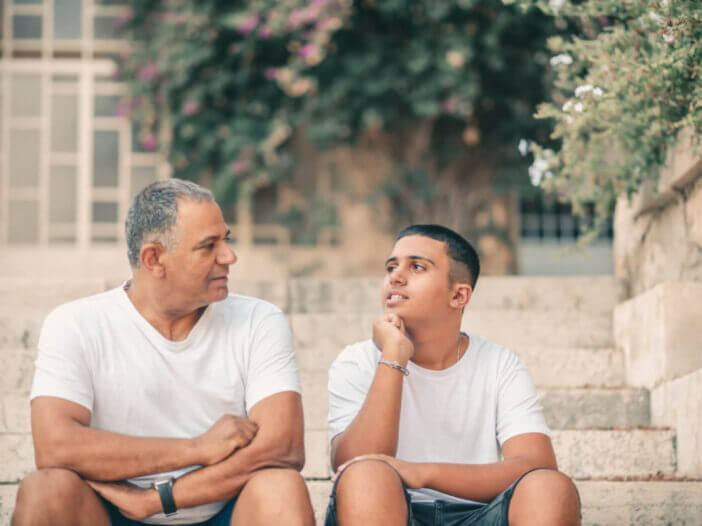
[{"x1": 12, "y1": 179, "x2": 314, "y2": 526}]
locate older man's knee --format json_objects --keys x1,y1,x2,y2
[
  {"x1": 13, "y1": 469, "x2": 87, "y2": 524},
  {"x1": 244, "y1": 469, "x2": 311, "y2": 510},
  {"x1": 335, "y1": 460, "x2": 407, "y2": 519}
]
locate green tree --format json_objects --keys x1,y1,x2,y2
[{"x1": 120, "y1": 0, "x2": 559, "y2": 243}]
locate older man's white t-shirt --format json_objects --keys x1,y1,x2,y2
[
  {"x1": 328, "y1": 334, "x2": 550, "y2": 504},
  {"x1": 31, "y1": 285, "x2": 301, "y2": 524}
]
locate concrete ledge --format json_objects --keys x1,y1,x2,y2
[
  {"x1": 614, "y1": 282, "x2": 702, "y2": 388},
  {"x1": 651, "y1": 368, "x2": 702, "y2": 477}
]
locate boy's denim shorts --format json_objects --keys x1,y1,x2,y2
[{"x1": 325, "y1": 466, "x2": 552, "y2": 526}]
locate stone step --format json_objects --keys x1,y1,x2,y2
[
  {"x1": 307, "y1": 480, "x2": 702, "y2": 526},
  {"x1": 296, "y1": 345, "x2": 625, "y2": 388},
  {"x1": 1, "y1": 479, "x2": 700, "y2": 526},
  {"x1": 289, "y1": 310, "x2": 613, "y2": 360},
  {"x1": 0, "y1": 276, "x2": 618, "y2": 316},
  {"x1": 539, "y1": 388, "x2": 649, "y2": 429},
  {"x1": 1, "y1": 428, "x2": 676, "y2": 485},
  {"x1": 285, "y1": 276, "x2": 619, "y2": 314},
  {"x1": 0, "y1": 278, "x2": 109, "y2": 310},
  {"x1": 301, "y1": 369, "x2": 649, "y2": 432},
  {"x1": 302, "y1": 428, "x2": 676, "y2": 480}
]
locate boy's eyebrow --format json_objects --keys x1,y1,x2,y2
[
  {"x1": 196, "y1": 229, "x2": 231, "y2": 246},
  {"x1": 384, "y1": 255, "x2": 436, "y2": 266}
]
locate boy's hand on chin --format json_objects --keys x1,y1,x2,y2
[{"x1": 373, "y1": 313, "x2": 414, "y2": 365}]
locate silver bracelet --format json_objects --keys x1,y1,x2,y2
[{"x1": 378, "y1": 358, "x2": 409, "y2": 376}]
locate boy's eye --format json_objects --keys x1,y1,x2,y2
[
  {"x1": 412, "y1": 263, "x2": 425, "y2": 270},
  {"x1": 386, "y1": 265, "x2": 396, "y2": 273}
]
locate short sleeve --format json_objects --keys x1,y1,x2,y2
[
  {"x1": 495, "y1": 350, "x2": 550, "y2": 446},
  {"x1": 328, "y1": 345, "x2": 375, "y2": 442},
  {"x1": 245, "y1": 310, "x2": 301, "y2": 413},
  {"x1": 30, "y1": 307, "x2": 94, "y2": 411}
]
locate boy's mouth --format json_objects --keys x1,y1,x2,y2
[{"x1": 386, "y1": 291, "x2": 408, "y2": 306}]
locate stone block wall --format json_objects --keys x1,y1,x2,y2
[{"x1": 613, "y1": 131, "x2": 702, "y2": 478}]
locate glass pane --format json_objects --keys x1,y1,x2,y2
[
  {"x1": 51, "y1": 94, "x2": 78, "y2": 152},
  {"x1": 92, "y1": 201, "x2": 118, "y2": 222},
  {"x1": 93, "y1": 130, "x2": 119, "y2": 187},
  {"x1": 94, "y1": 95, "x2": 120, "y2": 117},
  {"x1": 9, "y1": 129, "x2": 40, "y2": 187},
  {"x1": 12, "y1": 15, "x2": 42, "y2": 39},
  {"x1": 130, "y1": 166, "x2": 157, "y2": 199},
  {"x1": 94, "y1": 17, "x2": 119, "y2": 40},
  {"x1": 14, "y1": 0, "x2": 43, "y2": 4},
  {"x1": 52, "y1": 74, "x2": 78, "y2": 83},
  {"x1": 8, "y1": 200, "x2": 39, "y2": 243},
  {"x1": 54, "y1": 0, "x2": 82, "y2": 39},
  {"x1": 11, "y1": 74, "x2": 41, "y2": 117},
  {"x1": 50, "y1": 165, "x2": 77, "y2": 221}
]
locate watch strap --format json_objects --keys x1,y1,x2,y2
[{"x1": 154, "y1": 479, "x2": 177, "y2": 516}]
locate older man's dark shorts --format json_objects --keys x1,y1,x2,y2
[
  {"x1": 102, "y1": 498, "x2": 237, "y2": 526},
  {"x1": 325, "y1": 466, "x2": 551, "y2": 526}
]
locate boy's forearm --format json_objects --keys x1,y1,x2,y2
[
  {"x1": 419, "y1": 456, "x2": 558, "y2": 503},
  {"x1": 331, "y1": 361, "x2": 406, "y2": 469}
]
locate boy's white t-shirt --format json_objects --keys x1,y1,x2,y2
[
  {"x1": 31, "y1": 285, "x2": 301, "y2": 524},
  {"x1": 328, "y1": 334, "x2": 550, "y2": 504}
]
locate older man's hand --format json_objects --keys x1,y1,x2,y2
[{"x1": 194, "y1": 415, "x2": 258, "y2": 466}]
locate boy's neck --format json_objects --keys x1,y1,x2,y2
[{"x1": 407, "y1": 318, "x2": 466, "y2": 370}]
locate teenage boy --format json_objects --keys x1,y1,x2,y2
[{"x1": 325, "y1": 225, "x2": 580, "y2": 526}]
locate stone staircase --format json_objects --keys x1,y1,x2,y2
[{"x1": 1, "y1": 276, "x2": 701, "y2": 525}]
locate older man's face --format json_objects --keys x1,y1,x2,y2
[{"x1": 162, "y1": 198, "x2": 236, "y2": 310}]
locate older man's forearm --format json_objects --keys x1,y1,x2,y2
[{"x1": 167, "y1": 431, "x2": 304, "y2": 511}]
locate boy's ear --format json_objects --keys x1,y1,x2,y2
[{"x1": 450, "y1": 282, "x2": 472, "y2": 310}]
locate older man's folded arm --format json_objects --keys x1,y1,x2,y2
[
  {"x1": 168, "y1": 391, "x2": 305, "y2": 511},
  {"x1": 31, "y1": 396, "x2": 256, "y2": 482}
]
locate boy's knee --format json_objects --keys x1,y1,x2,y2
[
  {"x1": 509, "y1": 469, "x2": 580, "y2": 526},
  {"x1": 335, "y1": 459, "x2": 406, "y2": 507}
]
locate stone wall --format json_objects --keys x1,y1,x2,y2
[
  {"x1": 614, "y1": 129, "x2": 702, "y2": 299},
  {"x1": 613, "y1": 130, "x2": 702, "y2": 478}
]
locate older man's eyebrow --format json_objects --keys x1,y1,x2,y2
[
  {"x1": 384, "y1": 255, "x2": 436, "y2": 266},
  {"x1": 196, "y1": 229, "x2": 231, "y2": 246}
]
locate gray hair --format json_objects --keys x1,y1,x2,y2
[{"x1": 125, "y1": 178, "x2": 214, "y2": 268}]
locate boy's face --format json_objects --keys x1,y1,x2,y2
[{"x1": 381, "y1": 234, "x2": 460, "y2": 325}]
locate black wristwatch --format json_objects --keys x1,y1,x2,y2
[{"x1": 153, "y1": 478, "x2": 177, "y2": 516}]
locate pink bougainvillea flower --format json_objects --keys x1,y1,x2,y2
[
  {"x1": 238, "y1": 15, "x2": 259, "y2": 35},
  {"x1": 264, "y1": 68, "x2": 278, "y2": 80},
  {"x1": 142, "y1": 134, "x2": 158, "y2": 151},
  {"x1": 442, "y1": 97, "x2": 458, "y2": 113},
  {"x1": 299, "y1": 44, "x2": 318, "y2": 58},
  {"x1": 232, "y1": 159, "x2": 250, "y2": 175},
  {"x1": 137, "y1": 61, "x2": 158, "y2": 81},
  {"x1": 115, "y1": 101, "x2": 130, "y2": 118},
  {"x1": 258, "y1": 26, "x2": 272, "y2": 38},
  {"x1": 115, "y1": 8, "x2": 134, "y2": 27},
  {"x1": 182, "y1": 100, "x2": 201, "y2": 116}
]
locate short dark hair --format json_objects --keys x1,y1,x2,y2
[{"x1": 396, "y1": 224, "x2": 480, "y2": 289}]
